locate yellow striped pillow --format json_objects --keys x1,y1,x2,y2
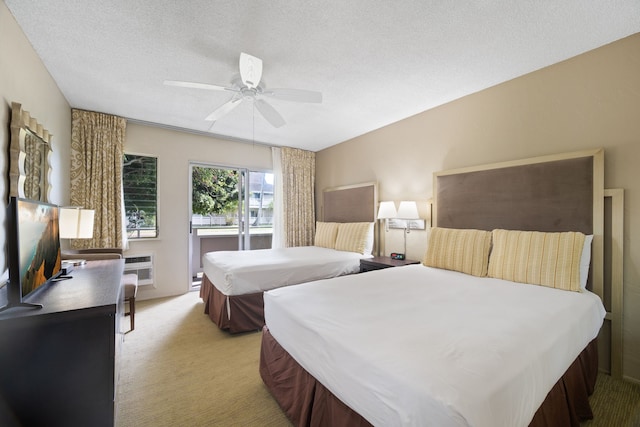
[
  {"x1": 488, "y1": 229, "x2": 586, "y2": 291},
  {"x1": 334, "y1": 222, "x2": 372, "y2": 254},
  {"x1": 423, "y1": 227, "x2": 492, "y2": 277},
  {"x1": 314, "y1": 222, "x2": 339, "y2": 249}
]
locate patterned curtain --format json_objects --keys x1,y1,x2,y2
[
  {"x1": 70, "y1": 109, "x2": 126, "y2": 249},
  {"x1": 280, "y1": 147, "x2": 315, "y2": 247}
]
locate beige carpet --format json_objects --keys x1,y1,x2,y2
[
  {"x1": 117, "y1": 291, "x2": 640, "y2": 427},
  {"x1": 582, "y1": 372, "x2": 640, "y2": 427},
  {"x1": 116, "y1": 291, "x2": 291, "y2": 427}
]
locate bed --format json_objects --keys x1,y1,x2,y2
[
  {"x1": 200, "y1": 182, "x2": 377, "y2": 333},
  {"x1": 259, "y1": 149, "x2": 614, "y2": 426}
]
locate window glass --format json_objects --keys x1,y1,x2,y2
[
  {"x1": 191, "y1": 167, "x2": 273, "y2": 249},
  {"x1": 123, "y1": 154, "x2": 158, "y2": 238}
]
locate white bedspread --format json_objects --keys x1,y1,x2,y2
[
  {"x1": 264, "y1": 264, "x2": 606, "y2": 427},
  {"x1": 202, "y1": 246, "x2": 369, "y2": 296}
]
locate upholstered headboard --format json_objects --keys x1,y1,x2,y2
[
  {"x1": 322, "y1": 182, "x2": 377, "y2": 223},
  {"x1": 433, "y1": 149, "x2": 603, "y2": 289},
  {"x1": 432, "y1": 149, "x2": 622, "y2": 376},
  {"x1": 435, "y1": 156, "x2": 595, "y2": 234}
]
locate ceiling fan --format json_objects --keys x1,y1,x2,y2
[{"x1": 164, "y1": 52, "x2": 323, "y2": 128}]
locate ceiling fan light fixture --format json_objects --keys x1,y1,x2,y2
[{"x1": 239, "y1": 52, "x2": 263, "y2": 89}]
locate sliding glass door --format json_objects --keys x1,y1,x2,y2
[{"x1": 189, "y1": 163, "x2": 273, "y2": 288}]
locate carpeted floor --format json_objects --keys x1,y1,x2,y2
[
  {"x1": 116, "y1": 291, "x2": 290, "y2": 426},
  {"x1": 116, "y1": 291, "x2": 640, "y2": 427},
  {"x1": 582, "y1": 373, "x2": 640, "y2": 427}
]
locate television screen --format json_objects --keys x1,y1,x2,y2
[{"x1": 13, "y1": 198, "x2": 62, "y2": 299}]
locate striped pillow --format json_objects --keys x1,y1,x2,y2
[
  {"x1": 423, "y1": 227, "x2": 492, "y2": 277},
  {"x1": 334, "y1": 222, "x2": 373, "y2": 254},
  {"x1": 488, "y1": 229, "x2": 586, "y2": 291},
  {"x1": 314, "y1": 222, "x2": 339, "y2": 249}
]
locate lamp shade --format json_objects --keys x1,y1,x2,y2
[
  {"x1": 397, "y1": 201, "x2": 419, "y2": 219},
  {"x1": 59, "y1": 207, "x2": 95, "y2": 239},
  {"x1": 377, "y1": 201, "x2": 397, "y2": 219}
]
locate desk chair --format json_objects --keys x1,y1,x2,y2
[{"x1": 121, "y1": 273, "x2": 138, "y2": 331}]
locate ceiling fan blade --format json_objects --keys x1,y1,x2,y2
[
  {"x1": 239, "y1": 53, "x2": 263, "y2": 89},
  {"x1": 164, "y1": 80, "x2": 232, "y2": 92},
  {"x1": 254, "y1": 99, "x2": 285, "y2": 128},
  {"x1": 266, "y1": 88, "x2": 323, "y2": 103},
  {"x1": 205, "y1": 97, "x2": 243, "y2": 121}
]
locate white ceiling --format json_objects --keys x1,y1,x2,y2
[{"x1": 5, "y1": 1, "x2": 639, "y2": 152}]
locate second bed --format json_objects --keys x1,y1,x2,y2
[{"x1": 200, "y1": 182, "x2": 378, "y2": 333}]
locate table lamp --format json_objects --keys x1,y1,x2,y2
[{"x1": 59, "y1": 207, "x2": 95, "y2": 265}]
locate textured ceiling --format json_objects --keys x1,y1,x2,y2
[{"x1": 5, "y1": 1, "x2": 640, "y2": 152}]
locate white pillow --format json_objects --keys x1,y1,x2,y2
[
  {"x1": 363, "y1": 222, "x2": 374, "y2": 255},
  {"x1": 580, "y1": 235, "x2": 593, "y2": 290}
]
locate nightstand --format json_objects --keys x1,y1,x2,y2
[{"x1": 360, "y1": 256, "x2": 421, "y2": 273}]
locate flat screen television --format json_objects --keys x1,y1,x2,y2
[{"x1": 2, "y1": 197, "x2": 62, "y2": 311}]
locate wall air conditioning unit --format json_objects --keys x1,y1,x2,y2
[{"x1": 123, "y1": 254, "x2": 154, "y2": 286}]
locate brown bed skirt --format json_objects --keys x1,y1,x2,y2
[
  {"x1": 260, "y1": 326, "x2": 599, "y2": 427},
  {"x1": 199, "y1": 274, "x2": 265, "y2": 333}
]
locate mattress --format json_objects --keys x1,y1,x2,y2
[
  {"x1": 202, "y1": 246, "x2": 370, "y2": 296},
  {"x1": 264, "y1": 264, "x2": 606, "y2": 427}
]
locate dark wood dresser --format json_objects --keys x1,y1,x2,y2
[{"x1": 0, "y1": 259, "x2": 124, "y2": 427}]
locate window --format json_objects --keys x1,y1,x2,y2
[
  {"x1": 123, "y1": 154, "x2": 158, "y2": 238},
  {"x1": 190, "y1": 165, "x2": 273, "y2": 249}
]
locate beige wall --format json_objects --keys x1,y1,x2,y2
[
  {"x1": 0, "y1": 2, "x2": 71, "y2": 277},
  {"x1": 123, "y1": 123, "x2": 272, "y2": 300},
  {"x1": 316, "y1": 33, "x2": 640, "y2": 382}
]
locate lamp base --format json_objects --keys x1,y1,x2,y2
[
  {"x1": 63, "y1": 259, "x2": 86, "y2": 267},
  {"x1": 61, "y1": 262, "x2": 75, "y2": 275}
]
